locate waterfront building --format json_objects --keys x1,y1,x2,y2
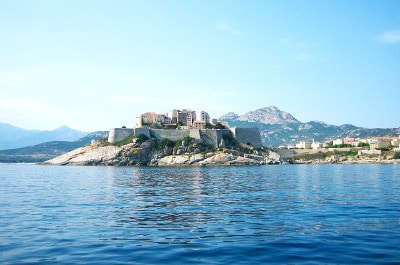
[
  {"x1": 333, "y1": 139, "x2": 343, "y2": 146},
  {"x1": 296, "y1": 141, "x2": 312, "y2": 149},
  {"x1": 311, "y1": 141, "x2": 323, "y2": 150},
  {"x1": 369, "y1": 137, "x2": 392, "y2": 150}
]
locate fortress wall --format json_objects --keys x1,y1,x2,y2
[
  {"x1": 189, "y1": 129, "x2": 201, "y2": 140},
  {"x1": 108, "y1": 127, "x2": 262, "y2": 147},
  {"x1": 108, "y1": 128, "x2": 134, "y2": 143},
  {"x1": 217, "y1": 129, "x2": 234, "y2": 147},
  {"x1": 150, "y1": 129, "x2": 190, "y2": 141},
  {"x1": 134, "y1": 128, "x2": 151, "y2": 138},
  {"x1": 199, "y1": 130, "x2": 218, "y2": 147},
  {"x1": 199, "y1": 129, "x2": 232, "y2": 147},
  {"x1": 231, "y1": 127, "x2": 263, "y2": 147}
]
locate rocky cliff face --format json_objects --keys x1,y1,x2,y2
[{"x1": 43, "y1": 138, "x2": 277, "y2": 166}]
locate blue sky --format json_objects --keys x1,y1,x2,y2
[{"x1": 0, "y1": 0, "x2": 399, "y2": 131}]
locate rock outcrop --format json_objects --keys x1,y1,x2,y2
[{"x1": 42, "y1": 138, "x2": 273, "y2": 166}]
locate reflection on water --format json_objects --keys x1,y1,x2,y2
[{"x1": 0, "y1": 164, "x2": 399, "y2": 264}]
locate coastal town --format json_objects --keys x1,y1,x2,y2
[
  {"x1": 284, "y1": 136, "x2": 400, "y2": 154},
  {"x1": 274, "y1": 135, "x2": 400, "y2": 164},
  {"x1": 287, "y1": 136, "x2": 400, "y2": 151}
]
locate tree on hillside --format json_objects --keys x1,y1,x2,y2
[{"x1": 214, "y1": 123, "x2": 226, "y2": 129}]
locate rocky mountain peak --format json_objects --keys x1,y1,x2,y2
[
  {"x1": 219, "y1": 112, "x2": 239, "y2": 121},
  {"x1": 236, "y1": 106, "x2": 299, "y2": 124}
]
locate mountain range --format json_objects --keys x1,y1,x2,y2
[
  {"x1": 219, "y1": 106, "x2": 399, "y2": 147},
  {"x1": 0, "y1": 123, "x2": 89, "y2": 150},
  {"x1": 0, "y1": 131, "x2": 109, "y2": 163},
  {"x1": 0, "y1": 123, "x2": 109, "y2": 162}
]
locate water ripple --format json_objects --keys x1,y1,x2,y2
[{"x1": 1, "y1": 164, "x2": 399, "y2": 264}]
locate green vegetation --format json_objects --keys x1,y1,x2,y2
[
  {"x1": 162, "y1": 124, "x2": 178, "y2": 129},
  {"x1": 393, "y1": 152, "x2": 400, "y2": 159},
  {"x1": 154, "y1": 135, "x2": 197, "y2": 150},
  {"x1": 112, "y1": 136, "x2": 135, "y2": 147},
  {"x1": 294, "y1": 152, "x2": 330, "y2": 161},
  {"x1": 98, "y1": 138, "x2": 110, "y2": 146},
  {"x1": 205, "y1": 122, "x2": 226, "y2": 129},
  {"x1": 327, "y1": 142, "x2": 353, "y2": 148},
  {"x1": 136, "y1": 134, "x2": 149, "y2": 144},
  {"x1": 182, "y1": 135, "x2": 193, "y2": 143},
  {"x1": 219, "y1": 133, "x2": 257, "y2": 154},
  {"x1": 293, "y1": 149, "x2": 359, "y2": 161},
  {"x1": 222, "y1": 133, "x2": 236, "y2": 146},
  {"x1": 377, "y1": 147, "x2": 392, "y2": 152},
  {"x1": 358, "y1": 142, "x2": 369, "y2": 147},
  {"x1": 100, "y1": 134, "x2": 149, "y2": 147},
  {"x1": 214, "y1": 123, "x2": 226, "y2": 129},
  {"x1": 346, "y1": 150, "x2": 358, "y2": 158},
  {"x1": 156, "y1": 138, "x2": 175, "y2": 150}
]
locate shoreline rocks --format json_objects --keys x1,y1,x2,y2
[
  {"x1": 41, "y1": 139, "x2": 400, "y2": 167},
  {"x1": 41, "y1": 140, "x2": 270, "y2": 166}
]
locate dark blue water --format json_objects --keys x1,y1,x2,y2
[{"x1": 1, "y1": 164, "x2": 399, "y2": 264}]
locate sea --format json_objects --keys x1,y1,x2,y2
[{"x1": 1, "y1": 163, "x2": 399, "y2": 264}]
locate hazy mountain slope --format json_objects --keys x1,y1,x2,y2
[
  {"x1": 0, "y1": 123, "x2": 40, "y2": 142},
  {"x1": 0, "y1": 124, "x2": 88, "y2": 150},
  {"x1": 0, "y1": 131, "x2": 109, "y2": 163}
]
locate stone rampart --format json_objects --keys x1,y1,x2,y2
[
  {"x1": 231, "y1": 127, "x2": 263, "y2": 148},
  {"x1": 134, "y1": 128, "x2": 151, "y2": 138},
  {"x1": 189, "y1": 129, "x2": 201, "y2": 140},
  {"x1": 149, "y1": 129, "x2": 190, "y2": 141},
  {"x1": 199, "y1": 129, "x2": 232, "y2": 147},
  {"x1": 109, "y1": 127, "x2": 263, "y2": 148},
  {"x1": 108, "y1": 128, "x2": 134, "y2": 143}
]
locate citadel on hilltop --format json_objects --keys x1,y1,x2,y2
[
  {"x1": 136, "y1": 109, "x2": 219, "y2": 130},
  {"x1": 108, "y1": 109, "x2": 263, "y2": 148}
]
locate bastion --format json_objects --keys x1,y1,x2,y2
[
  {"x1": 108, "y1": 127, "x2": 263, "y2": 148},
  {"x1": 107, "y1": 128, "x2": 134, "y2": 143}
]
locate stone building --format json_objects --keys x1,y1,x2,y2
[
  {"x1": 296, "y1": 141, "x2": 312, "y2": 149},
  {"x1": 369, "y1": 137, "x2": 392, "y2": 150}
]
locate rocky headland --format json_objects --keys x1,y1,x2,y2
[
  {"x1": 42, "y1": 137, "x2": 273, "y2": 166},
  {"x1": 41, "y1": 129, "x2": 400, "y2": 166},
  {"x1": 41, "y1": 135, "x2": 400, "y2": 167}
]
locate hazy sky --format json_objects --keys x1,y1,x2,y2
[{"x1": 1, "y1": 0, "x2": 399, "y2": 131}]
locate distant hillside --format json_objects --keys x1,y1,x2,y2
[
  {"x1": 220, "y1": 106, "x2": 400, "y2": 147},
  {"x1": 0, "y1": 123, "x2": 88, "y2": 150},
  {"x1": 0, "y1": 131, "x2": 109, "y2": 163}
]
